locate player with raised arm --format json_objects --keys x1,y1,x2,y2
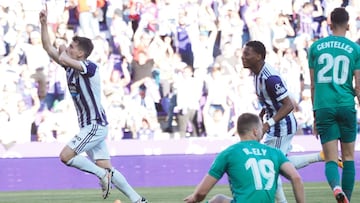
[
  {"x1": 39, "y1": 7, "x2": 148, "y2": 203},
  {"x1": 308, "y1": 7, "x2": 360, "y2": 203},
  {"x1": 184, "y1": 113, "x2": 305, "y2": 203}
]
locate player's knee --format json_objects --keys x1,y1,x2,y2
[
  {"x1": 59, "y1": 152, "x2": 70, "y2": 165},
  {"x1": 59, "y1": 147, "x2": 76, "y2": 165},
  {"x1": 95, "y1": 159, "x2": 112, "y2": 169}
]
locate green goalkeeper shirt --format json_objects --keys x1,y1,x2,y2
[
  {"x1": 208, "y1": 140, "x2": 289, "y2": 203},
  {"x1": 308, "y1": 35, "x2": 360, "y2": 110}
]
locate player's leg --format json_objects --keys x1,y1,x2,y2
[
  {"x1": 322, "y1": 140, "x2": 340, "y2": 188},
  {"x1": 287, "y1": 153, "x2": 322, "y2": 169},
  {"x1": 207, "y1": 194, "x2": 232, "y2": 203},
  {"x1": 87, "y1": 144, "x2": 112, "y2": 199},
  {"x1": 60, "y1": 124, "x2": 108, "y2": 179},
  {"x1": 263, "y1": 135, "x2": 289, "y2": 203},
  {"x1": 316, "y1": 108, "x2": 348, "y2": 202},
  {"x1": 278, "y1": 133, "x2": 323, "y2": 169},
  {"x1": 340, "y1": 141, "x2": 355, "y2": 201},
  {"x1": 275, "y1": 177, "x2": 287, "y2": 203},
  {"x1": 90, "y1": 138, "x2": 145, "y2": 202},
  {"x1": 338, "y1": 106, "x2": 357, "y2": 201}
]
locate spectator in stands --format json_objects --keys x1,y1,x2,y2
[
  {"x1": 44, "y1": 60, "x2": 66, "y2": 111},
  {"x1": 35, "y1": 109, "x2": 57, "y2": 142},
  {"x1": 11, "y1": 90, "x2": 40, "y2": 143},
  {"x1": 77, "y1": 0, "x2": 101, "y2": 39},
  {"x1": 130, "y1": 49, "x2": 160, "y2": 102},
  {"x1": 296, "y1": 2, "x2": 317, "y2": 39},
  {"x1": 154, "y1": 33, "x2": 175, "y2": 98},
  {"x1": 294, "y1": 88, "x2": 313, "y2": 135},
  {"x1": 136, "y1": 118, "x2": 155, "y2": 140},
  {"x1": 217, "y1": 3, "x2": 244, "y2": 49},
  {"x1": 30, "y1": 67, "x2": 47, "y2": 107},
  {"x1": 105, "y1": 0, "x2": 125, "y2": 31},
  {"x1": 103, "y1": 60, "x2": 132, "y2": 140},
  {"x1": 128, "y1": 84, "x2": 160, "y2": 138},
  {"x1": 174, "y1": 65, "x2": 203, "y2": 137},
  {"x1": 203, "y1": 63, "x2": 233, "y2": 137},
  {"x1": 163, "y1": 54, "x2": 188, "y2": 133},
  {"x1": 271, "y1": 14, "x2": 295, "y2": 56},
  {"x1": 0, "y1": 107, "x2": 14, "y2": 149},
  {"x1": 192, "y1": 20, "x2": 218, "y2": 79},
  {"x1": 128, "y1": 0, "x2": 144, "y2": 33},
  {"x1": 241, "y1": 0, "x2": 260, "y2": 42},
  {"x1": 138, "y1": 0, "x2": 158, "y2": 33},
  {"x1": 278, "y1": 48, "x2": 302, "y2": 104},
  {"x1": 109, "y1": 8, "x2": 134, "y2": 62},
  {"x1": 174, "y1": 8, "x2": 195, "y2": 67},
  {"x1": 214, "y1": 42, "x2": 238, "y2": 81},
  {"x1": 55, "y1": 22, "x2": 74, "y2": 44},
  {"x1": 17, "y1": 30, "x2": 51, "y2": 74},
  {"x1": 50, "y1": 99, "x2": 79, "y2": 143}
]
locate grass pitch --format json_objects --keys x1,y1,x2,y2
[{"x1": 0, "y1": 182, "x2": 359, "y2": 203}]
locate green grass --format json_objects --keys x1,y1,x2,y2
[{"x1": 1, "y1": 182, "x2": 359, "y2": 203}]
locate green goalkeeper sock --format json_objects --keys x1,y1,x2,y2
[
  {"x1": 342, "y1": 160, "x2": 355, "y2": 201},
  {"x1": 325, "y1": 161, "x2": 340, "y2": 189}
]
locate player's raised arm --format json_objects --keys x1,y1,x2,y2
[{"x1": 39, "y1": 8, "x2": 62, "y2": 65}]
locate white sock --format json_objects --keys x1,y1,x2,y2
[
  {"x1": 66, "y1": 155, "x2": 106, "y2": 178},
  {"x1": 288, "y1": 153, "x2": 322, "y2": 169},
  {"x1": 111, "y1": 168, "x2": 141, "y2": 202},
  {"x1": 276, "y1": 177, "x2": 287, "y2": 203}
]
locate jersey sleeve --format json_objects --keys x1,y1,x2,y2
[
  {"x1": 80, "y1": 61, "x2": 97, "y2": 77},
  {"x1": 208, "y1": 151, "x2": 228, "y2": 180},
  {"x1": 308, "y1": 44, "x2": 316, "y2": 69},
  {"x1": 276, "y1": 149, "x2": 289, "y2": 166},
  {"x1": 354, "y1": 44, "x2": 360, "y2": 70},
  {"x1": 265, "y1": 75, "x2": 288, "y2": 102}
]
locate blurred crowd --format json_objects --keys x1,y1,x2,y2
[{"x1": 1, "y1": 0, "x2": 360, "y2": 144}]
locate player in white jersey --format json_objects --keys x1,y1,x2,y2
[
  {"x1": 242, "y1": 40, "x2": 324, "y2": 203},
  {"x1": 39, "y1": 8, "x2": 148, "y2": 203}
]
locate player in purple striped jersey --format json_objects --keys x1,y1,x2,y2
[
  {"x1": 39, "y1": 8, "x2": 147, "y2": 203},
  {"x1": 242, "y1": 40, "x2": 324, "y2": 203}
]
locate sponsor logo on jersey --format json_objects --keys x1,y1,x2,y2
[{"x1": 275, "y1": 83, "x2": 286, "y2": 95}]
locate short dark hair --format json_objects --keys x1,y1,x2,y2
[
  {"x1": 72, "y1": 36, "x2": 94, "y2": 59},
  {"x1": 245, "y1": 41, "x2": 266, "y2": 59},
  {"x1": 331, "y1": 7, "x2": 349, "y2": 26},
  {"x1": 236, "y1": 113, "x2": 261, "y2": 135}
]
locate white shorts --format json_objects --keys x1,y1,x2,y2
[
  {"x1": 262, "y1": 133, "x2": 294, "y2": 155},
  {"x1": 67, "y1": 123, "x2": 110, "y2": 160}
]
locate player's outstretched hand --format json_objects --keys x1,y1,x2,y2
[{"x1": 39, "y1": 8, "x2": 47, "y2": 25}]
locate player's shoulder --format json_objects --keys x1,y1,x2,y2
[
  {"x1": 81, "y1": 60, "x2": 97, "y2": 67},
  {"x1": 261, "y1": 63, "x2": 280, "y2": 77}
]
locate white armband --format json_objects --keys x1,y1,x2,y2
[{"x1": 266, "y1": 118, "x2": 275, "y2": 126}]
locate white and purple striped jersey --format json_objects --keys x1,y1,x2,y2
[
  {"x1": 254, "y1": 63, "x2": 297, "y2": 137},
  {"x1": 66, "y1": 60, "x2": 108, "y2": 128}
]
